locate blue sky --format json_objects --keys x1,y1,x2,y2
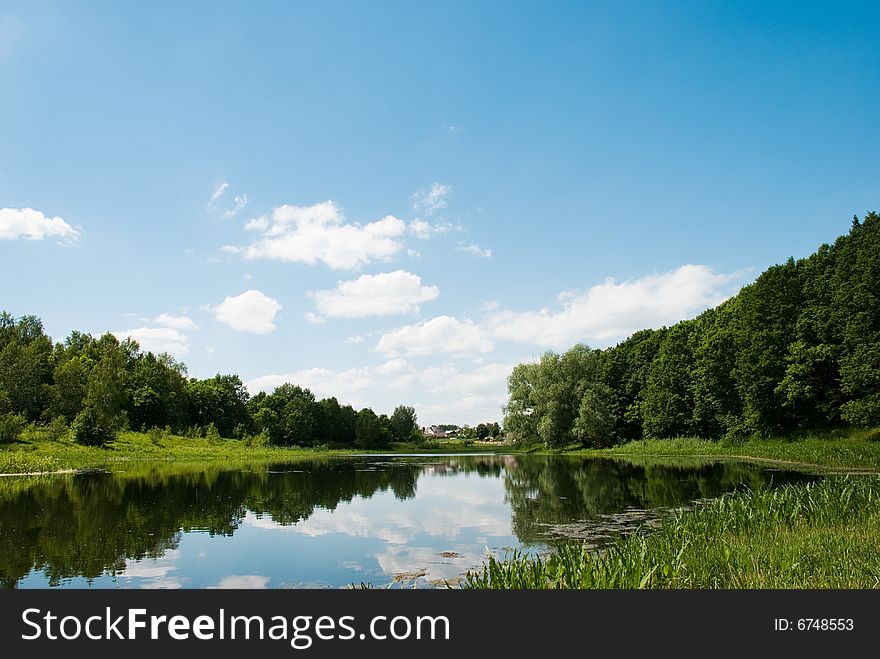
[{"x1": 1, "y1": 1, "x2": 878, "y2": 425}]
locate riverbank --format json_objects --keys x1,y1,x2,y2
[
  {"x1": 463, "y1": 475, "x2": 880, "y2": 588},
  {"x1": 533, "y1": 428, "x2": 880, "y2": 472},
  {"x1": 0, "y1": 430, "x2": 503, "y2": 475}
]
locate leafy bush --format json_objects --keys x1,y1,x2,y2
[
  {"x1": 0, "y1": 413, "x2": 27, "y2": 443},
  {"x1": 205, "y1": 422, "x2": 222, "y2": 445},
  {"x1": 72, "y1": 406, "x2": 117, "y2": 446},
  {"x1": 866, "y1": 429, "x2": 880, "y2": 443},
  {"x1": 147, "y1": 426, "x2": 164, "y2": 446},
  {"x1": 45, "y1": 416, "x2": 69, "y2": 442}
]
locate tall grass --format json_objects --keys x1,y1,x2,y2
[
  {"x1": 575, "y1": 429, "x2": 880, "y2": 471},
  {"x1": 464, "y1": 476, "x2": 880, "y2": 589}
]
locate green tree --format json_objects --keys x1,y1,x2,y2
[
  {"x1": 390, "y1": 405, "x2": 418, "y2": 442},
  {"x1": 642, "y1": 322, "x2": 697, "y2": 439},
  {"x1": 187, "y1": 374, "x2": 250, "y2": 437},
  {"x1": 73, "y1": 335, "x2": 129, "y2": 445},
  {"x1": 49, "y1": 355, "x2": 90, "y2": 422},
  {"x1": 355, "y1": 408, "x2": 382, "y2": 448},
  {"x1": 573, "y1": 383, "x2": 615, "y2": 448}
]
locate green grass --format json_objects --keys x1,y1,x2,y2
[
  {"x1": 463, "y1": 476, "x2": 880, "y2": 589},
  {"x1": 539, "y1": 427, "x2": 880, "y2": 471},
  {"x1": 0, "y1": 429, "x2": 503, "y2": 475}
]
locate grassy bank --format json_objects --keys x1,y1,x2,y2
[
  {"x1": 542, "y1": 428, "x2": 880, "y2": 471},
  {"x1": 464, "y1": 476, "x2": 880, "y2": 588},
  {"x1": 0, "y1": 429, "x2": 503, "y2": 475}
]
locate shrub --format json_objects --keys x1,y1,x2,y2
[
  {"x1": 0, "y1": 413, "x2": 27, "y2": 443},
  {"x1": 147, "y1": 426, "x2": 164, "y2": 446},
  {"x1": 205, "y1": 422, "x2": 222, "y2": 445},
  {"x1": 866, "y1": 429, "x2": 880, "y2": 443},
  {"x1": 45, "y1": 416, "x2": 69, "y2": 442},
  {"x1": 72, "y1": 406, "x2": 117, "y2": 446}
]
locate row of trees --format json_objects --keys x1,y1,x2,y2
[
  {"x1": 504, "y1": 212, "x2": 880, "y2": 447},
  {"x1": 0, "y1": 315, "x2": 420, "y2": 447}
]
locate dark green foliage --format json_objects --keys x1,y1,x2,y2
[
  {"x1": 642, "y1": 322, "x2": 697, "y2": 438},
  {"x1": 573, "y1": 383, "x2": 614, "y2": 448},
  {"x1": 72, "y1": 405, "x2": 117, "y2": 446},
  {"x1": 504, "y1": 213, "x2": 880, "y2": 446},
  {"x1": 505, "y1": 344, "x2": 604, "y2": 447},
  {"x1": 186, "y1": 374, "x2": 250, "y2": 438},
  {"x1": 0, "y1": 413, "x2": 26, "y2": 443},
  {"x1": 355, "y1": 408, "x2": 391, "y2": 448},
  {"x1": 390, "y1": 405, "x2": 418, "y2": 442},
  {"x1": 0, "y1": 311, "x2": 417, "y2": 449},
  {"x1": 0, "y1": 314, "x2": 53, "y2": 421}
]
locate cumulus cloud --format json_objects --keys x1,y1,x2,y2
[
  {"x1": 308, "y1": 270, "x2": 439, "y2": 320},
  {"x1": 457, "y1": 242, "x2": 492, "y2": 258},
  {"x1": 246, "y1": 360, "x2": 418, "y2": 405},
  {"x1": 153, "y1": 313, "x2": 197, "y2": 330},
  {"x1": 235, "y1": 201, "x2": 406, "y2": 270},
  {"x1": 485, "y1": 264, "x2": 739, "y2": 348},
  {"x1": 209, "y1": 290, "x2": 282, "y2": 334},
  {"x1": 0, "y1": 207, "x2": 81, "y2": 243},
  {"x1": 375, "y1": 315, "x2": 493, "y2": 358},
  {"x1": 411, "y1": 183, "x2": 451, "y2": 215},
  {"x1": 111, "y1": 327, "x2": 190, "y2": 357},
  {"x1": 373, "y1": 264, "x2": 740, "y2": 357},
  {"x1": 420, "y1": 362, "x2": 513, "y2": 395}
]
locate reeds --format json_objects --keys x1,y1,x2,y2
[{"x1": 464, "y1": 476, "x2": 880, "y2": 589}]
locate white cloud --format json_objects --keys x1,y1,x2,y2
[
  {"x1": 421, "y1": 362, "x2": 513, "y2": 395},
  {"x1": 447, "y1": 125, "x2": 463, "y2": 135},
  {"x1": 235, "y1": 201, "x2": 406, "y2": 270},
  {"x1": 244, "y1": 216, "x2": 268, "y2": 231},
  {"x1": 375, "y1": 315, "x2": 493, "y2": 358},
  {"x1": 210, "y1": 289, "x2": 282, "y2": 334},
  {"x1": 457, "y1": 242, "x2": 492, "y2": 258},
  {"x1": 304, "y1": 312, "x2": 327, "y2": 324},
  {"x1": 345, "y1": 334, "x2": 365, "y2": 344},
  {"x1": 208, "y1": 182, "x2": 229, "y2": 208},
  {"x1": 153, "y1": 313, "x2": 197, "y2": 330},
  {"x1": 246, "y1": 360, "x2": 418, "y2": 406},
  {"x1": 210, "y1": 575, "x2": 270, "y2": 589},
  {"x1": 224, "y1": 194, "x2": 248, "y2": 219},
  {"x1": 485, "y1": 264, "x2": 739, "y2": 348},
  {"x1": 408, "y1": 219, "x2": 457, "y2": 240},
  {"x1": 220, "y1": 244, "x2": 243, "y2": 254},
  {"x1": 309, "y1": 270, "x2": 439, "y2": 320},
  {"x1": 375, "y1": 358, "x2": 411, "y2": 376},
  {"x1": 0, "y1": 207, "x2": 81, "y2": 243},
  {"x1": 411, "y1": 183, "x2": 451, "y2": 215},
  {"x1": 111, "y1": 327, "x2": 190, "y2": 357}
]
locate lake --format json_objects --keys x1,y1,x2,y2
[{"x1": 2, "y1": 454, "x2": 816, "y2": 589}]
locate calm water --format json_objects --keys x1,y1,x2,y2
[{"x1": 2, "y1": 454, "x2": 816, "y2": 589}]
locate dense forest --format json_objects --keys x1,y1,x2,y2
[
  {"x1": 0, "y1": 316, "x2": 422, "y2": 448},
  {"x1": 504, "y1": 212, "x2": 880, "y2": 447}
]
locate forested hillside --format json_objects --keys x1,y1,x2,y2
[{"x1": 504, "y1": 212, "x2": 880, "y2": 447}]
